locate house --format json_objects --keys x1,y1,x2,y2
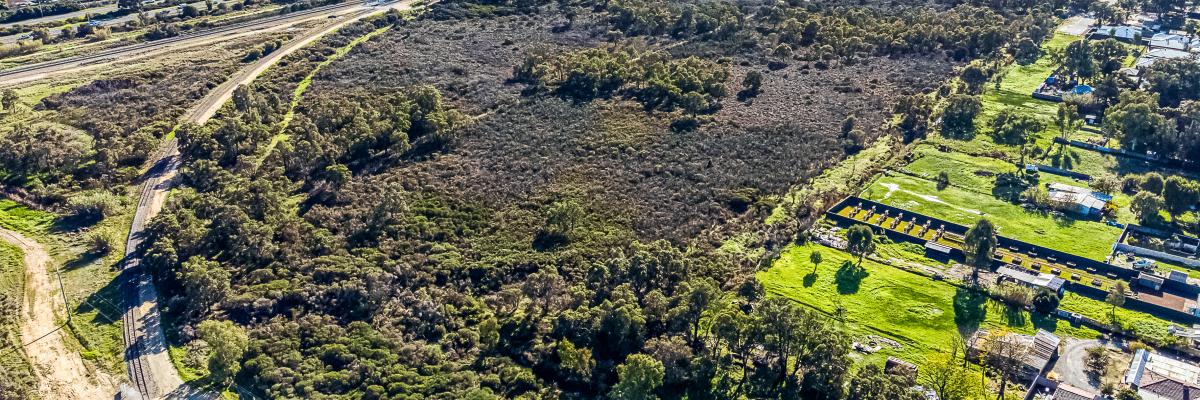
[
  {"x1": 1136, "y1": 48, "x2": 1197, "y2": 69},
  {"x1": 1047, "y1": 183, "x2": 1111, "y2": 218},
  {"x1": 1125, "y1": 348, "x2": 1200, "y2": 400},
  {"x1": 967, "y1": 329, "x2": 1060, "y2": 381},
  {"x1": 1150, "y1": 33, "x2": 1194, "y2": 52},
  {"x1": 1052, "y1": 383, "x2": 1102, "y2": 400},
  {"x1": 1091, "y1": 25, "x2": 1149, "y2": 42},
  {"x1": 996, "y1": 265, "x2": 1067, "y2": 296}
]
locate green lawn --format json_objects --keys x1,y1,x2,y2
[
  {"x1": 1058, "y1": 293, "x2": 1175, "y2": 346},
  {"x1": 860, "y1": 173, "x2": 1123, "y2": 260},
  {"x1": 759, "y1": 243, "x2": 1098, "y2": 369},
  {"x1": 930, "y1": 33, "x2": 1082, "y2": 160}
]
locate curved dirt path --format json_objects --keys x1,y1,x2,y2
[{"x1": 2, "y1": 228, "x2": 117, "y2": 399}]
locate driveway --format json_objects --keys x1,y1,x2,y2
[
  {"x1": 1059, "y1": 15, "x2": 1095, "y2": 36},
  {"x1": 1053, "y1": 337, "x2": 1126, "y2": 391}
]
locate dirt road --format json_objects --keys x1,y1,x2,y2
[{"x1": 2, "y1": 228, "x2": 118, "y2": 399}]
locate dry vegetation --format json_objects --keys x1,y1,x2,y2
[{"x1": 305, "y1": 10, "x2": 953, "y2": 243}]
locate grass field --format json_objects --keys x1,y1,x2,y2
[
  {"x1": 929, "y1": 33, "x2": 1082, "y2": 160},
  {"x1": 0, "y1": 240, "x2": 37, "y2": 392},
  {"x1": 861, "y1": 172, "x2": 1123, "y2": 260},
  {"x1": 759, "y1": 243, "x2": 1099, "y2": 369},
  {"x1": 0, "y1": 198, "x2": 130, "y2": 375}
]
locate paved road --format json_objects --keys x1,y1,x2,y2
[
  {"x1": 0, "y1": 1, "x2": 366, "y2": 86},
  {"x1": 117, "y1": 2, "x2": 418, "y2": 398},
  {"x1": 0, "y1": 4, "x2": 117, "y2": 29},
  {"x1": 0, "y1": 2, "x2": 227, "y2": 45}
]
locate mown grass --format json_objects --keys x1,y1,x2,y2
[
  {"x1": 861, "y1": 172, "x2": 1122, "y2": 260},
  {"x1": 759, "y1": 243, "x2": 1099, "y2": 369},
  {"x1": 1058, "y1": 292, "x2": 1175, "y2": 346}
]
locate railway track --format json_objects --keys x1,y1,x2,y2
[
  {"x1": 120, "y1": 138, "x2": 178, "y2": 400},
  {"x1": 0, "y1": 1, "x2": 360, "y2": 81},
  {"x1": 112, "y1": 1, "x2": 410, "y2": 397}
]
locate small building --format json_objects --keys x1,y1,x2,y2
[
  {"x1": 1125, "y1": 348, "x2": 1200, "y2": 400},
  {"x1": 967, "y1": 329, "x2": 1061, "y2": 381},
  {"x1": 1052, "y1": 383, "x2": 1102, "y2": 400},
  {"x1": 885, "y1": 357, "x2": 918, "y2": 378},
  {"x1": 1170, "y1": 270, "x2": 1191, "y2": 283},
  {"x1": 924, "y1": 241, "x2": 953, "y2": 259},
  {"x1": 1140, "y1": 272, "x2": 1166, "y2": 290},
  {"x1": 1047, "y1": 183, "x2": 1111, "y2": 218},
  {"x1": 997, "y1": 265, "x2": 1067, "y2": 296},
  {"x1": 1091, "y1": 25, "x2": 1148, "y2": 42}
]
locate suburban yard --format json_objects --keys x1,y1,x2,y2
[
  {"x1": 759, "y1": 243, "x2": 1100, "y2": 367},
  {"x1": 860, "y1": 172, "x2": 1123, "y2": 260}
]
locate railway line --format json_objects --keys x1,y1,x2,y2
[
  {"x1": 113, "y1": 1, "x2": 415, "y2": 398},
  {"x1": 0, "y1": 1, "x2": 365, "y2": 85}
]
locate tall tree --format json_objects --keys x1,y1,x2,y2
[
  {"x1": 941, "y1": 95, "x2": 982, "y2": 139},
  {"x1": 810, "y1": 250, "x2": 823, "y2": 275},
  {"x1": 1163, "y1": 176, "x2": 1199, "y2": 224},
  {"x1": 981, "y1": 330, "x2": 1030, "y2": 400},
  {"x1": 846, "y1": 225, "x2": 876, "y2": 267},
  {"x1": 1057, "y1": 102, "x2": 1081, "y2": 140},
  {"x1": 920, "y1": 340, "x2": 975, "y2": 400},
  {"x1": 1131, "y1": 191, "x2": 1165, "y2": 225},
  {"x1": 991, "y1": 110, "x2": 1045, "y2": 165},
  {"x1": 1107, "y1": 281, "x2": 1128, "y2": 323},
  {"x1": 611, "y1": 354, "x2": 665, "y2": 400},
  {"x1": 963, "y1": 219, "x2": 998, "y2": 285},
  {"x1": 197, "y1": 319, "x2": 249, "y2": 386},
  {"x1": 846, "y1": 364, "x2": 924, "y2": 400},
  {"x1": 1106, "y1": 92, "x2": 1172, "y2": 152}
]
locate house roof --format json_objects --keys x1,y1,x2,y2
[
  {"x1": 1140, "y1": 374, "x2": 1200, "y2": 400},
  {"x1": 1094, "y1": 25, "x2": 1145, "y2": 40},
  {"x1": 1138, "y1": 48, "x2": 1197, "y2": 68},
  {"x1": 1151, "y1": 33, "x2": 1193, "y2": 51},
  {"x1": 1027, "y1": 329, "x2": 1061, "y2": 370},
  {"x1": 966, "y1": 329, "x2": 1059, "y2": 373},
  {"x1": 1047, "y1": 183, "x2": 1109, "y2": 212},
  {"x1": 1054, "y1": 383, "x2": 1100, "y2": 400},
  {"x1": 1127, "y1": 349, "x2": 1200, "y2": 390},
  {"x1": 997, "y1": 265, "x2": 1066, "y2": 292}
]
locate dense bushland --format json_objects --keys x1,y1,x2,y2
[{"x1": 135, "y1": 0, "x2": 1060, "y2": 398}]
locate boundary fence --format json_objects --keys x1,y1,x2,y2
[{"x1": 826, "y1": 196, "x2": 1200, "y2": 325}]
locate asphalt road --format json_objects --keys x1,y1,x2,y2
[
  {"x1": 0, "y1": 2, "x2": 230, "y2": 45},
  {"x1": 0, "y1": 1, "x2": 366, "y2": 86},
  {"x1": 115, "y1": 3, "x2": 419, "y2": 398},
  {"x1": 0, "y1": 4, "x2": 117, "y2": 29}
]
